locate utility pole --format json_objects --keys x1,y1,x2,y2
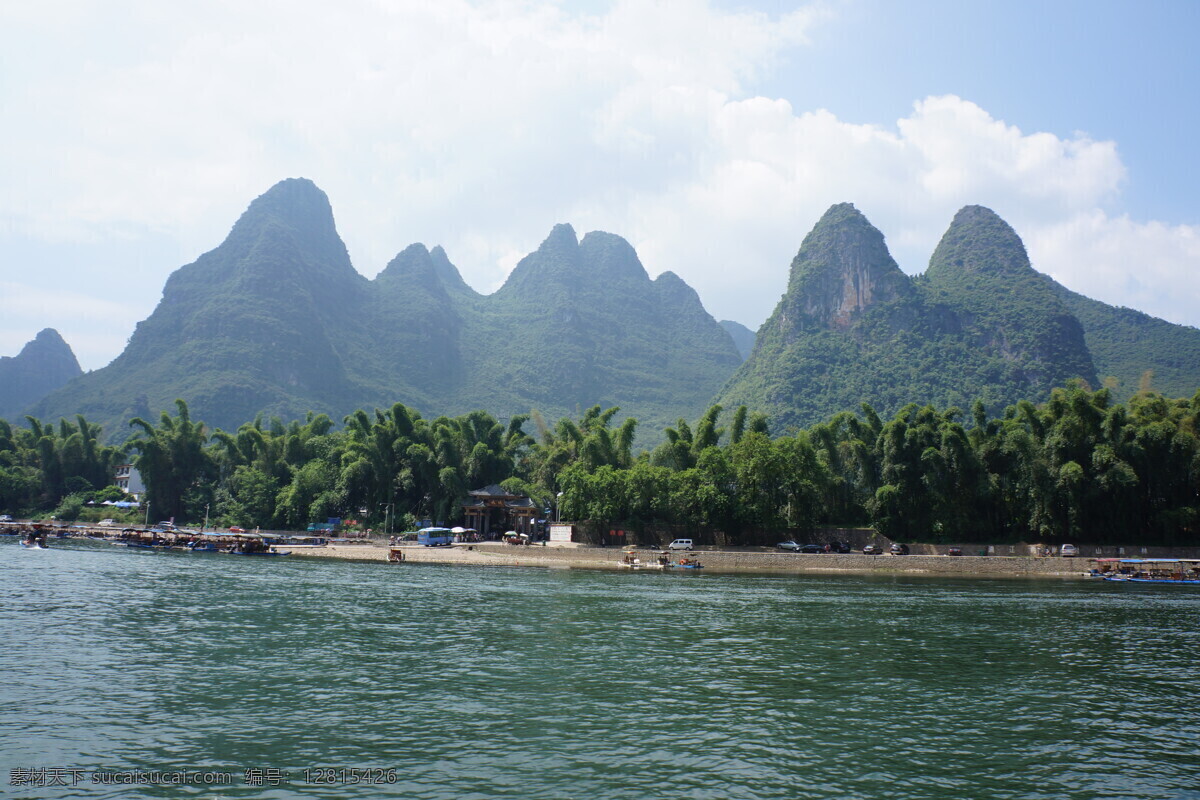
[
  {"x1": 203, "y1": 504, "x2": 210, "y2": 533},
  {"x1": 381, "y1": 502, "x2": 392, "y2": 539},
  {"x1": 145, "y1": 501, "x2": 151, "y2": 527}
]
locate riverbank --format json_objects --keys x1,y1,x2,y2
[{"x1": 290, "y1": 542, "x2": 1090, "y2": 578}]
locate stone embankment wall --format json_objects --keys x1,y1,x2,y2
[{"x1": 294, "y1": 542, "x2": 1089, "y2": 578}]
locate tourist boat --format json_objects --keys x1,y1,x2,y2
[
  {"x1": 618, "y1": 550, "x2": 662, "y2": 569},
  {"x1": 1091, "y1": 558, "x2": 1200, "y2": 585},
  {"x1": 270, "y1": 535, "x2": 327, "y2": 548}
]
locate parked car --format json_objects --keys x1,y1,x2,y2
[
  {"x1": 0, "y1": 514, "x2": 13, "y2": 523},
  {"x1": 863, "y1": 544, "x2": 882, "y2": 555},
  {"x1": 98, "y1": 519, "x2": 116, "y2": 527},
  {"x1": 890, "y1": 543, "x2": 910, "y2": 555},
  {"x1": 946, "y1": 547, "x2": 963, "y2": 556},
  {"x1": 229, "y1": 526, "x2": 246, "y2": 533},
  {"x1": 800, "y1": 543, "x2": 825, "y2": 554},
  {"x1": 777, "y1": 540, "x2": 802, "y2": 552},
  {"x1": 828, "y1": 541, "x2": 852, "y2": 554},
  {"x1": 667, "y1": 539, "x2": 694, "y2": 551},
  {"x1": 1060, "y1": 544, "x2": 1079, "y2": 557}
]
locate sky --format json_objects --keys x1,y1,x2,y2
[{"x1": 3, "y1": 0, "x2": 1199, "y2": 371}]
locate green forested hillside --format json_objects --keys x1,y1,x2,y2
[
  {"x1": 717, "y1": 204, "x2": 1103, "y2": 430},
  {"x1": 1052, "y1": 282, "x2": 1200, "y2": 400},
  {"x1": 921, "y1": 205, "x2": 1098, "y2": 393},
  {"x1": 456, "y1": 226, "x2": 743, "y2": 435}
]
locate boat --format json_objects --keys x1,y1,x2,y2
[
  {"x1": 1091, "y1": 558, "x2": 1200, "y2": 585},
  {"x1": 618, "y1": 550, "x2": 660, "y2": 569}
]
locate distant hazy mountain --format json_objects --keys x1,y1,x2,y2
[
  {"x1": 0, "y1": 329, "x2": 82, "y2": 420},
  {"x1": 27, "y1": 179, "x2": 741, "y2": 438},
  {"x1": 719, "y1": 320, "x2": 756, "y2": 361}
]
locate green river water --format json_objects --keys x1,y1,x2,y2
[{"x1": 1, "y1": 538, "x2": 1198, "y2": 799}]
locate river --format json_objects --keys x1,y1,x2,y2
[{"x1": 2, "y1": 538, "x2": 1197, "y2": 799}]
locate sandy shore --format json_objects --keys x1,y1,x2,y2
[{"x1": 290, "y1": 542, "x2": 1090, "y2": 578}]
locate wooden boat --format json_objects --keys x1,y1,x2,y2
[
  {"x1": 617, "y1": 550, "x2": 663, "y2": 569},
  {"x1": 1092, "y1": 558, "x2": 1200, "y2": 585}
]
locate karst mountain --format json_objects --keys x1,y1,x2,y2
[{"x1": 16, "y1": 181, "x2": 1200, "y2": 439}]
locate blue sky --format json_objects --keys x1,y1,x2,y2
[
  {"x1": 2, "y1": 0, "x2": 1198, "y2": 370},
  {"x1": 765, "y1": 0, "x2": 1200, "y2": 222}
]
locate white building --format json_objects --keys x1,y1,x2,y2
[{"x1": 114, "y1": 464, "x2": 145, "y2": 499}]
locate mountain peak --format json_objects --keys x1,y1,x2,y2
[
  {"x1": 779, "y1": 203, "x2": 913, "y2": 332},
  {"x1": 224, "y1": 177, "x2": 349, "y2": 269},
  {"x1": 653, "y1": 270, "x2": 700, "y2": 306},
  {"x1": 379, "y1": 243, "x2": 435, "y2": 280},
  {"x1": 926, "y1": 205, "x2": 1030, "y2": 280},
  {"x1": 541, "y1": 223, "x2": 579, "y2": 252},
  {"x1": 378, "y1": 243, "x2": 474, "y2": 296},
  {"x1": 579, "y1": 231, "x2": 649, "y2": 283},
  {"x1": 0, "y1": 328, "x2": 83, "y2": 420},
  {"x1": 428, "y1": 246, "x2": 473, "y2": 294},
  {"x1": 28, "y1": 328, "x2": 72, "y2": 352},
  {"x1": 924, "y1": 205, "x2": 1099, "y2": 392}
]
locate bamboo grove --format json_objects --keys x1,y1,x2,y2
[{"x1": 1, "y1": 385, "x2": 1197, "y2": 546}]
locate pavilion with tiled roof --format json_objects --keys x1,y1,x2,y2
[{"x1": 462, "y1": 485, "x2": 541, "y2": 537}]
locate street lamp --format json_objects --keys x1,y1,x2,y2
[
  {"x1": 380, "y1": 502, "x2": 393, "y2": 538},
  {"x1": 144, "y1": 501, "x2": 151, "y2": 527},
  {"x1": 556, "y1": 492, "x2": 564, "y2": 523},
  {"x1": 203, "y1": 504, "x2": 210, "y2": 533}
]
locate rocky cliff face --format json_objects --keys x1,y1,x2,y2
[
  {"x1": 777, "y1": 203, "x2": 914, "y2": 334},
  {"x1": 0, "y1": 329, "x2": 82, "y2": 420}
]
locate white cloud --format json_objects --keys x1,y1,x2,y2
[
  {"x1": 2, "y1": 0, "x2": 1198, "y2": 373},
  {"x1": 1028, "y1": 212, "x2": 1200, "y2": 326}
]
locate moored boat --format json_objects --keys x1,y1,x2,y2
[{"x1": 1092, "y1": 558, "x2": 1200, "y2": 585}]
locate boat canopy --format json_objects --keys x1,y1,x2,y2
[{"x1": 1094, "y1": 558, "x2": 1200, "y2": 564}]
